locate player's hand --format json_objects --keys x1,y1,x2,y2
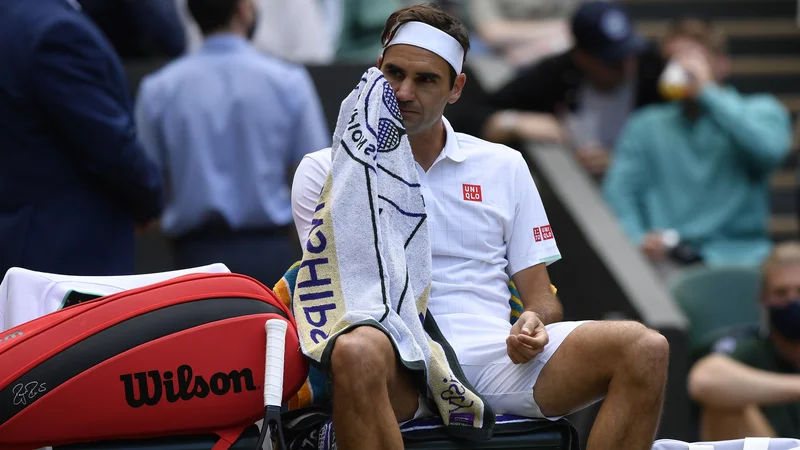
[
  {"x1": 506, "y1": 311, "x2": 548, "y2": 364},
  {"x1": 641, "y1": 232, "x2": 667, "y2": 262}
]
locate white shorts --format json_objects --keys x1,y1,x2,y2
[{"x1": 428, "y1": 314, "x2": 595, "y2": 420}]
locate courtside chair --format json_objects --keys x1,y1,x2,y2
[{"x1": 668, "y1": 264, "x2": 762, "y2": 349}]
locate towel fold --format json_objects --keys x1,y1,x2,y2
[{"x1": 292, "y1": 67, "x2": 495, "y2": 439}]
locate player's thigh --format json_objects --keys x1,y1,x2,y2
[{"x1": 532, "y1": 320, "x2": 663, "y2": 417}]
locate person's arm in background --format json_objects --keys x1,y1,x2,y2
[
  {"x1": 128, "y1": 0, "x2": 187, "y2": 57},
  {"x1": 479, "y1": 59, "x2": 566, "y2": 144},
  {"x1": 679, "y1": 50, "x2": 791, "y2": 175},
  {"x1": 601, "y1": 113, "x2": 665, "y2": 260},
  {"x1": 31, "y1": 18, "x2": 164, "y2": 225},
  {"x1": 689, "y1": 353, "x2": 800, "y2": 408},
  {"x1": 287, "y1": 68, "x2": 331, "y2": 182},
  {"x1": 134, "y1": 76, "x2": 169, "y2": 232},
  {"x1": 469, "y1": 0, "x2": 575, "y2": 67},
  {"x1": 699, "y1": 88, "x2": 791, "y2": 175}
]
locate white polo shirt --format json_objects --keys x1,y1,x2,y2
[{"x1": 291, "y1": 117, "x2": 560, "y2": 332}]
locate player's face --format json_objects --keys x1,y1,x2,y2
[{"x1": 379, "y1": 45, "x2": 465, "y2": 136}]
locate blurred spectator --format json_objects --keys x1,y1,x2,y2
[
  {"x1": 468, "y1": 0, "x2": 587, "y2": 67},
  {"x1": 602, "y1": 19, "x2": 792, "y2": 279},
  {"x1": 0, "y1": 0, "x2": 164, "y2": 278},
  {"x1": 178, "y1": 0, "x2": 334, "y2": 64},
  {"x1": 688, "y1": 241, "x2": 800, "y2": 440},
  {"x1": 78, "y1": 0, "x2": 186, "y2": 59},
  {"x1": 135, "y1": 0, "x2": 330, "y2": 286},
  {"x1": 464, "y1": 1, "x2": 665, "y2": 176},
  {"x1": 336, "y1": 0, "x2": 406, "y2": 63}
]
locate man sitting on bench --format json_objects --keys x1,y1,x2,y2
[{"x1": 291, "y1": 4, "x2": 670, "y2": 449}]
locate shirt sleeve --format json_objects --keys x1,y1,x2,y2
[
  {"x1": 291, "y1": 151, "x2": 330, "y2": 246},
  {"x1": 505, "y1": 152, "x2": 561, "y2": 276},
  {"x1": 698, "y1": 85, "x2": 791, "y2": 176}
]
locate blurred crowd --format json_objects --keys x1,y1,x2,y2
[{"x1": 0, "y1": 0, "x2": 797, "y2": 443}]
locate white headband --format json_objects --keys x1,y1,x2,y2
[{"x1": 384, "y1": 21, "x2": 464, "y2": 74}]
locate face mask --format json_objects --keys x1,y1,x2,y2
[{"x1": 769, "y1": 300, "x2": 800, "y2": 341}]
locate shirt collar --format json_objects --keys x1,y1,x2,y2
[
  {"x1": 440, "y1": 116, "x2": 466, "y2": 163},
  {"x1": 201, "y1": 33, "x2": 252, "y2": 53}
]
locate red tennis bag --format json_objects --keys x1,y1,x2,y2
[{"x1": 0, "y1": 272, "x2": 308, "y2": 450}]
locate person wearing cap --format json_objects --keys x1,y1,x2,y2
[
  {"x1": 292, "y1": 4, "x2": 670, "y2": 449},
  {"x1": 462, "y1": 0, "x2": 665, "y2": 176},
  {"x1": 602, "y1": 19, "x2": 791, "y2": 277}
]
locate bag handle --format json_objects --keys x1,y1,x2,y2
[{"x1": 255, "y1": 319, "x2": 289, "y2": 450}]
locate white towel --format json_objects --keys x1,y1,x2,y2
[
  {"x1": 0, "y1": 264, "x2": 230, "y2": 332},
  {"x1": 292, "y1": 68, "x2": 495, "y2": 439}
]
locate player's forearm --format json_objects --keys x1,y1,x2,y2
[
  {"x1": 524, "y1": 293, "x2": 563, "y2": 325},
  {"x1": 689, "y1": 354, "x2": 800, "y2": 408}
]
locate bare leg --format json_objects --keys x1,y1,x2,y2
[
  {"x1": 700, "y1": 406, "x2": 777, "y2": 441},
  {"x1": 330, "y1": 326, "x2": 420, "y2": 450},
  {"x1": 532, "y1": 321, "x2": 669, "y2": 450}
]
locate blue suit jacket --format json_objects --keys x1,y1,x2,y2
[{"x1": 0, "y1": 0, "x2": 164, "y2": 277}]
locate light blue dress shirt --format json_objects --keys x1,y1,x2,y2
[
  {"x1": 135, "y1": 33, "x2": 330, "y2": 237},
  {"x1": 602, "y1": 85, "x2": 792, "y2": 267}
]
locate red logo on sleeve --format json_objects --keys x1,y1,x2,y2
[
  {"x1": 462, "y1": 184, "x2": 482, "y2": 202},
  {"x1": 533, "y1": 227, "x2": 542, "y2": 242},
  {"x1": 541, "y1": 225, "x2": 554, "y2": 240}
]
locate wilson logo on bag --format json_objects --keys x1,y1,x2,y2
[{"x1": 121, "y1": 365, "x2": 258, "y2": 408}]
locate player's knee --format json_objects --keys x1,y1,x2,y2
[
  {"x1": 625, "y1": 326, "x2": 670, "y2": 381},
  {"x1": 330, "y1": 326, "x2": 394, "y2": 389}
]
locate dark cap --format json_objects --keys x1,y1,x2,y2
[{"x1": 571, "y1": 1, "x2": 647, "y2": 61}]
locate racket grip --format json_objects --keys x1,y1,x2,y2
[{"x1": 264, "y1": 319, "x2": 288, "y2": 408}]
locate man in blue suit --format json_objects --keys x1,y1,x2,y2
[{"x1": 0, "y1": 0, "x2": 164, "y2": 278}]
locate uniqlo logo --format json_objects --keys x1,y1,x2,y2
[
  {"x1": 462, "y1": 184, "x2": 482, "y2": 202},
  {"x1": 533, "y1": 227, "x2": 542, "y2": 242},
  {"x1": 541, "y1": 225, "x2": 554, "y2": 240}
]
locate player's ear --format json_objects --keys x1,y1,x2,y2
[{"x1": 448, "y1": 72, "x2": 467, "y2": 104}]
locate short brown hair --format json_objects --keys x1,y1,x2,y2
[
  {"x1": 380, "y1": 3, "x2": 470, "y2": 88},
  {"x1": 662, "y1": 18, "x2": 728, "y2": 55},
  {"x1": 763, "y1": 242, "x2": 800, "y2": 287}
]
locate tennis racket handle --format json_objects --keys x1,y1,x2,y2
[{"x1": 264, "y1": 319, "x2": 288, "y2": 408}]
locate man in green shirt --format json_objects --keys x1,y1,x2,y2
[
  {"x1": 689, "y1": 241, "x2": 800, "y2": 440},
  {"x1": 602, "y1": 19, "x2": 792, "y2": 278}
]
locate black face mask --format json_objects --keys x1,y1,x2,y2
[{"x1": 769, "y1": 300, "x2": 800, "y2": 342}]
